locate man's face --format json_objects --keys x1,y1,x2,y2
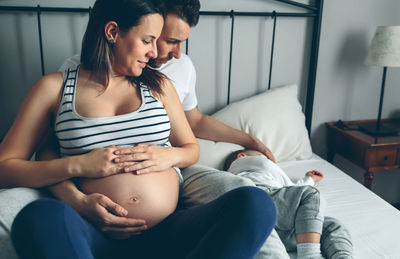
[{"x1": 153, "y1": 13, "x2": 191, "y2": 68}]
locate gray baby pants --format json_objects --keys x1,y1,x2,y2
[
  {"x1": 321, "y1": 216, "x2": 353, "y2": 259},
  {"x1": 264, "y1": 185, "x2": 324, "y2": 251}
]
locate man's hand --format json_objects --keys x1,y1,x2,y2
[
  {"x1": 306, "y1": 170, "x2": 324, "y2": 183},
  {"x1": 246, "y1": 135, "x2": 276, "y2": 162},
  {"x1": 77, "y1": 193, "x2": 147, "y2": 239}
]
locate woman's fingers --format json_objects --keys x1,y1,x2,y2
[
  {"x1": 113, "y1": 156, "x2": 159, "y2": 174},
  {"x1": 100, "y1": 214, "x2": 147, "y2": 229},
  {"x1": 114, "y1": 144, "x2": 150, "y2": 155},
  {"x1": 123, "y1": 161, "x2": 157, "y2": 174},
  {"x1": 98, "y1": 212, "x2": 148, "y2": 238},
  {"x1": 97, "y1": 195, "x2": 128, "y2": 217},
  {"x1": 114, "y1": 153, "x2": 149, "y2": 163},
  {"x1": 112, "y1": 144, "x2": 172, "y2": 174},
  {"x1": 92, "y1": 194, "x2": 148, "y2": 238},
  {"x1": 100, "y1": 219, "x2": 148, "y2": 240}
]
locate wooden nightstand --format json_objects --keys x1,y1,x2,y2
[{"x1": 326, "y1": 119, "x2": 400, "y2": 189}]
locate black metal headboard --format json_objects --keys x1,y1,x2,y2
[{"x1": 0, "y1": 0, "x2": 324, "y2": 134}]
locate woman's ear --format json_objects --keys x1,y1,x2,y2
[
  {"x1": 236, "y1": 153, "x2": 246, "y2": 158},
  {"x1": 104, "y1": 21, "x2": 119, "y2": 43}
]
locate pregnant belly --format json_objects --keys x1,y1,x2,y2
[{"x1": 79, "y1": 168, "x2": 179, "y2": 228}]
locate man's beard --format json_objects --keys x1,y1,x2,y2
[{"x1": 148, "y1": 59, "x2": 158, "y2": 69}]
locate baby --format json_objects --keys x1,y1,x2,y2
[{"x1": 225, "y1": 149, "x2": 353, "y2": 259}]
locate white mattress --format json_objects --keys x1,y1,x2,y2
[{"x1": 277, "y1": 154, "x2": 400, "y2": 259}]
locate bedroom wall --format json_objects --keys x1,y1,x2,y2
[
  {"x1": 1, "y1": 0, "x2": 400, "y2": 204},
  {"x1": 311, "y1": 0, "x2": 400, "y2": 205}
]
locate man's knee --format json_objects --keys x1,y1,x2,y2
[
  {"x1": 180, "y1": 168, "x2": 255, "y2": 207},
  {"x1": 219, "y1": 174, "x2": 255, "y2": 190},
  {"x1": 184, "y1": 170, "x2": 255, "y2": 194}
]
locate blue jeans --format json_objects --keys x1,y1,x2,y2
[{"x1": 11, "y1": 186, "x2": 276, "y2": 259}]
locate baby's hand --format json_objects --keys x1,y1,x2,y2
[{"x1": 306, "y1": 170, "x2": 324, "y2": 183}]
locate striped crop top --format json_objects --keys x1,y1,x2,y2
[{"x1": 54, "y1": 66, "x2": 171, "y2": 157}]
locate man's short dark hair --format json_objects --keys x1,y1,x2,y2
[{"x1": 165, "y1": 0, "x2": 200, "y2": 27}]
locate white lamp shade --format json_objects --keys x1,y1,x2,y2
[{"x1": 365, "y1": 26, "x2": 400, "y2": 67}]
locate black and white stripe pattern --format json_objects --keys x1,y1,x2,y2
[{"x1": 55, "y1": 66, "x2": 171, "y2": 156}]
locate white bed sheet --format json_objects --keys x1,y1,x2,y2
[{"x1": 277, "y1": 154, "x2": 400, "y2": 259}]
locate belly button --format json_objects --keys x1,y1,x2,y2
[{"x1": 129, "y1": 196, "x2": 140, "y2": 204}]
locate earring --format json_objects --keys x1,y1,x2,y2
[{"x1": 109, "y1": 39, "x2": 115, "y2": 45}]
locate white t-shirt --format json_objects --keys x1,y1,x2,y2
[{"x1": 58, "y1": 53, "x2": 198, "y2": 111}]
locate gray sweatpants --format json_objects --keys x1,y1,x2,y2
[
  {"x1": 180, "y1": 164, "x2": 352, "y2": 259},
  {"x1": 264, "y1": 185, "x2": 325, "y2": 252},
  {"x1": 321, "y1": 216, "x2": 353, "y2": 259}
]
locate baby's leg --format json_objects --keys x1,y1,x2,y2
[
  {"x1": 321, "y1": 216, "x2": 353, "y2": 259},
  {"x1": 270, "y1": 185, "x2": 324, "y2": 258},
  {"x1": 294, "y1": 186, "x2": 325, "y2": 259},
  {"x1": 295, "y1": 192, "x2": 327, "y2": 243},
  {"x1": 296, "y1": 232, "x2": 321, "y2": 243}
]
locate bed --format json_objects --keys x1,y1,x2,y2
[
  {"x1": 1, "y1": 1, "x2": 400, "y2": 259},
  {"x1": 195, "y1": 82, "x2": 400, "y2": 259}
]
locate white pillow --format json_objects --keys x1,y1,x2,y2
[{"x1": 197, "y1": 84, "x2": 313, "y2": 170}]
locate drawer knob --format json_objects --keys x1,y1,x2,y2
[{"x1": 384, "y1": 156, "x2": 389, "y2": 161}]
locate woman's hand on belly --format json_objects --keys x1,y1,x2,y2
[
  {"x1": 80, "y1": 168, "x2": 179, "y2": 228},
  {"x1": 77, "y1": 192, "x2": 148, "y2": 239},
  {"x1": 73, "y1": 146, "x2": 131, "y2": 178},
  {"x1": 114, "y1": 144, "x2": 178, "y2": 174}
]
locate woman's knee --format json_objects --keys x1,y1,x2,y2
[
  {"x1": 234, "y1": 187, "x2": 277, "y2": 252},
  {"x1": 12, "y1": 198, "x2": 84, "y2": 242},
  {"x1": 11, "y1": 199, "x2": 69, "y2": 255},
  {"x1": 228, "y1": 187, "x2": 276, "y2": 231},
  {"x1": 13, "y1": 198, "x2": 66, "y2": 225},
  {"x1": 11, "y1": 198, "x2": 95, "y2": 259},
  {"x1": 12, "y1": 199, "x2": 67, "y2": 235}
]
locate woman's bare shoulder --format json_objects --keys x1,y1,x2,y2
[
  {"x1": 25, "y1": 72, "x2": 65, "y2": 112},
  {"x1": 30, "y1": 72, "x2": 64, "y2": 98},
  {"x1": 159, "y1": 77, "x2": 176, "y2": 97},
  {"x1": 35, "y1": 72, "x2": 64, "y2": 89},
  {"x1": 149, "y1": 76, "x2": 174, "y2": 101}
]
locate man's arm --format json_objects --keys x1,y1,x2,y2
[{"x1": 185, "y1": 107, "x2": 275, "y2": 162}]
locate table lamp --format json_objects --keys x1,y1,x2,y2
[{"x1": 360, "y1": 26, "x2": 400, "y2": 136}]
